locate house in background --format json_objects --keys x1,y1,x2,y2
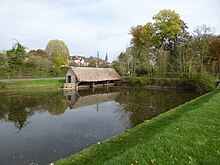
[
  {"x1": 69, "y1": 55, "x2": 90, "y2": 66},
  {"x1": 63, "y1": 66, "x2": 121, "y2": 90},
  {"x1": 69, "y1": 53, "x2": 110, "y2": 67}
]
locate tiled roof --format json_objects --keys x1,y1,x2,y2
[{"x1": 70, "y1": 67, "x2": 121, "y2": 82}]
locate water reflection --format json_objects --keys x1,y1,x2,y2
[
  {"x1": 0, "y1": 88, "x2": 200, "y2": 130},
  {"x1": 0, "y1": 88, "x2": 200, "y2": 164},
  {"x1": 0, "y1": 92, "x2": 68, "y2": 129},
  {"x1": 65, "y1": 91, "x2": 121, "y2": 110},
  {"x1": 115, "y1": 88, "x2": 199, "y2": 126}
]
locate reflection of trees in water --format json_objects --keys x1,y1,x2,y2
[
  {"x1": 112, "y1": 102, "x2": 132, "y2": 128},
  {"x1": 0, "y1": 93, "x2": 68, "y2": 129},
  {"x1": 115, "y1": 89, "x2": 154, "y2": 127},
  {"x1": 44, "y1": 93, "x2": 67, "y2": 115},
  {"x1": 0, "y1": 88, "x2": 198, "y2": 130},
  {"x1": 114, "y1": 88, "x2": 199, "y2": 127}
]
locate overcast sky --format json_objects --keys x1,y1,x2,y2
[{"x1": 0, "y1": 0, "x2": 219, "y2": 61}]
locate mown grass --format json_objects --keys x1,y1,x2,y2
[
  {"x1": 55, "y1": 89, "x2": 220, "y2": 165},
  {"x1": 0, "y1": 79, "x2": 65, "y2": 93}
]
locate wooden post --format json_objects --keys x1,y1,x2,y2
[
  {"x1": 75, "y1": 83, "x2": 78, "y2": 91},
  {"x1": 92, "y1": 82, "x2": 95, "y2": 92}
]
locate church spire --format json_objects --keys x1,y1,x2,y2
[{"x1": 105, "y1": 53, "x2": 108, "y2": 62}]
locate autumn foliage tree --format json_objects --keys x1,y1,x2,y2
[
  {"x1": 1, "y1": 39, "x2": 70, "y2": 77},
  {"x1": 113, "y1": 9, "x2": 218, "y2": 91},
  {"x1": 208, "y1": 35, "x2": 220, "y2": 74},
  {"x1": 153, "y1": 9, "x2": 187, "y2": 71},
  {"x1": 45, "y1": 39, "x2": 70, "y2": 68},
  {"x1": 127, "y1": 9, "x2": 188, "y2": 76}
]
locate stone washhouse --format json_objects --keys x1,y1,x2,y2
[{"x1": 63, "y1": 67, "x2": 121, "y2": 91}]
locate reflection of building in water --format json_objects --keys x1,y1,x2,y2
[
  {"x1": 65, "y1": 93, "x2": 80, "y2": 108},
  {"x1": 65, "y1": 91, "x2": 121, "y2": 110}
]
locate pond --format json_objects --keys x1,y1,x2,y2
[{"x1": 0, "y1": 88, "x2": 200, "y2": 165}]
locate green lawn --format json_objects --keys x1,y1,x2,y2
[
  {"x1": 0, "y1": 79, "x2": 65, "y2": 93},
  {"x1": 55, "y1": 89, "x2": 220, "y2": 165}
]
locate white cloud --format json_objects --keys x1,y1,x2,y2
[{"x1": 0, "y1": 0, "x2": 219, "y2": 61}]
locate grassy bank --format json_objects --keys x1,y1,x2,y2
[
  {"x1": 55, "y1": 89, "x2": 220, "y2": 165},
  {"x1": 0, "y1": 79, "x2": 65, "y2": 93}
]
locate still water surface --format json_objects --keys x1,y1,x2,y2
[{"x1": 0, "y1": 88, "x2": 200, "y2": 165}]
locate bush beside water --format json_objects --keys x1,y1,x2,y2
[
  {"x1": 127, "y1": 75, "x2": 149, "y2": 86},
  {"x1": 139, "y1": 75, "x2": 149, "y2": 85},
  {"x1": 126, "y1": 72, "x2": 215, "y2": 93},
  {"x1": 181, "y1": 72, "x2": 215, "y2": 93},
  {"x1": 127, "y1": 75, "x2": 139, "y2": 86}
]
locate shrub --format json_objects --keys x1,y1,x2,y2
[
  {"x1": 139, "y1": 75, "x2": 149, "y2": 85},
  {"x1": 181, "y1": 72, "x2": 215, "y2": 93},
  {"x1": 127, "y1": 75, "x2": 139, "y2": 86}
]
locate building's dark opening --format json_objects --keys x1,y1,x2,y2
[
  {"x1": 68, "y1": 95, "x2": 71, "y2": 101},
  {"x1": 67, "y1": 76, "x2": 71, "y2": 83}
]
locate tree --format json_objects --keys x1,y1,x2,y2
[
  {"x1": 141, "y1": 22, "x2": 156, "y2": 46},
  {"x1": 28, "y1": 49, "x2": 46, "y2": 56},
  {"x1": 45, "y1": 39, "x2": 70, "y2": 68},
  {"x1": 25, "y1": 48, "x2": 54, "y2": 76},
  {"x1": 99, "y1": 61, "x2": 109, "y2": 68},
  {"x1": 127, "y1": 9, "x2": 188, "y2": 75},
  {"x1": 112, "y1": 51, "x2": 130, "y2": 76},
  {"x1": 0, "y1": 51, "x2": 8, "y2": 76},
  {"x1": 0, "y1": 51, "x2": 7, "y2": 68},
  {"x1": 115, "y1": 9, "x2": 218, "y2": 80},
  {"x1": 88, "y1": 60, "x2": 97, "y2": 67},
  {"x1": 153, "y1": 9, "x2": 187, "y2": 72},
  {"x1": 6, "y1": 42, "x2": 26, "y2": 74},
  {"x1": 176, "y1": 36, "x2": 194, "y2": 74},
  {"x1": 208, "y1": 35, "x2": 220, "y2": 74},
  {"x1": 130, "y1": 25, "x2": 145, "y2": 47},
  {"x1": 129, "y1": 25, "x2": 152, "y2": 75},
  {"x1": 153, "y1": 9, "x2": 186, "y2": 49},
  {"x1": 153, "y1": 46, "x2": 169, "y2": 77},
  {"x1": 25, "y1": 55, "x2": 52, "y2": 75},
  {"x1": 192, "y1": 25, "x2": 214, "y2": 72}
]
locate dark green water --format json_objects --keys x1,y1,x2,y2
[{"x1": 0, "y1": 88, "x2": 200, "y2": 165}]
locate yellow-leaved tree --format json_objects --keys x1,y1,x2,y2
[{"x1": 45, "y1": 39, "x2": 70, "y2": 68}]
